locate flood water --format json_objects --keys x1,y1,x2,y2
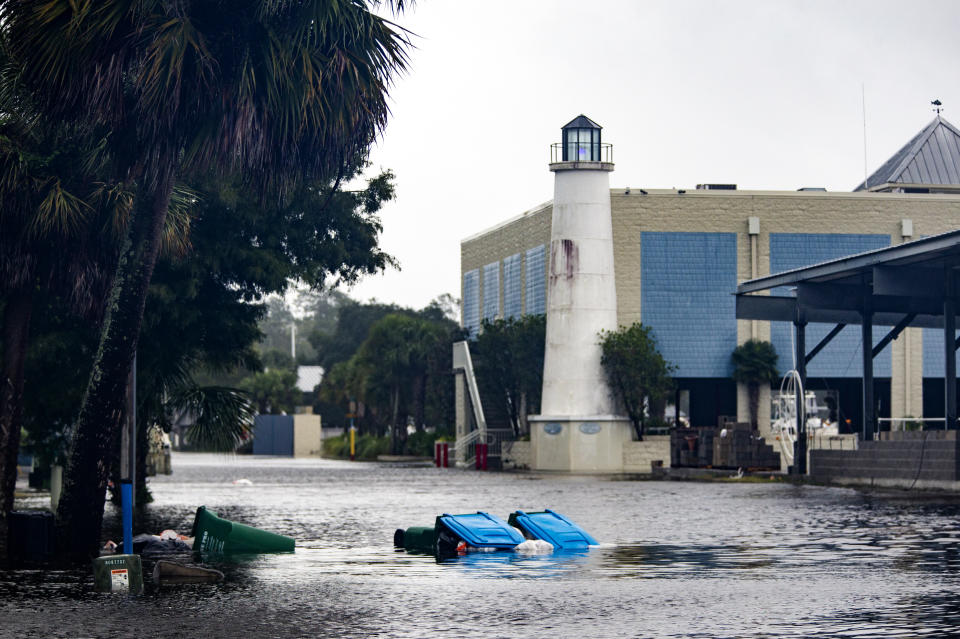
[{"x1": 4, "y1": 453, "x2": 960, "y2": 638}]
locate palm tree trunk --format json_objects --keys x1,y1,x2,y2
[
  {"x1": 390, "y1": 386, "x2": 400, "y2": 455},
  {"x1": 412, "y1": 374, "x2": 425, "y2": 433},
  {"x1": 748, "y1": 382, "x2": 760, "y2": 430},
  {"x1": 55, "y1": 163, "x2": 176, "y2": 561},
  {"x1": 0, "y1": 290, "x2": 33, "y2": 518}
]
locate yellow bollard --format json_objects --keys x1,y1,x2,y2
[{"x1": 349, "y1": 426, "x2": 356, "y2": 461}]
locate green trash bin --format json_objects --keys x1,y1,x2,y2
[
  {"x1": 402, "y1": 526, "x2": 435, "y2": 554},
  {"x1": 191, "y1": 506, "x2": 294, "y2": 554}
]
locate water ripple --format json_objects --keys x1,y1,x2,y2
[{"x1": 5, "y1": 453, "x2": 960, "y2": 638}]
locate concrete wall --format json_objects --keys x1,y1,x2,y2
[
  {"x1": 501, "y1": 440, "x2": 531, "y2": 470},
  {"x1": 461, "y1": 201, "x2": 552, "y2": 332},
  {"x1": 622, "y1": 436, "x2": 671, "y2": 473},
  {"x1": 810, "y1": 430, "x2": 960, "y2": 490},
  {"x1": 293, "y1": 413, "x2": 322, "y2": 457}
]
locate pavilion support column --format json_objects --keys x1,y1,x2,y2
[
  {"x1": 945, "y1": 267, "x2": 957, "y2": 431},
  {"x1": 793, "y1": 314, "x2": 807, "y2": 475},
  {"x1": 861, "y1": 300, "x2": 875, "y2": 442}
]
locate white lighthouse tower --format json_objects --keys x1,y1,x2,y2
[{"x1": 529, "y1": 115, "x2": 632, "y2": 472}]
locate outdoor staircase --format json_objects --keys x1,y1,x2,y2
[{"x1": 452, "y1": 341, "x2": 515, "y2": 468}]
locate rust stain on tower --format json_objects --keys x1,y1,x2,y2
[{"x1": 549, "y1": 238, "x2": 579, "y2": 283}]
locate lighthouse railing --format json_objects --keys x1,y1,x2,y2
[{"x1": 550, "y1": 142, "x2": 613, "y2": 164}]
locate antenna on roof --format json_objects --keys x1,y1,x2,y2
[
  {"x1": 862, "y1": 84, "x2": 868, "y2": 188},
  {"x1": 932, "y1": 99, "x2": 943, "y2": 115}
]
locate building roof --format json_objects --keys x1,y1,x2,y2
[
  {"x1": 296, "y1": 365, "x2": 324, "y2": 392},
  {"x1": 562, "y1": 114, "x2": 601, "y2": 130},
  {"x1": 854, "y1": 116, "x2": 960, "y2": 191},
  {"x1": 736, "y1": 228, "x2": 960, "y2": 329}
]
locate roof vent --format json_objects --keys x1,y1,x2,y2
[
  {"x1": 695, "y1": 183, "x2": 736, "y2": 190},
  {"x1": 797, "y1": 187, "x2": 827, "y2": 192}
]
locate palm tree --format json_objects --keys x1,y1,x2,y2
[
  {"x1": 0, "y1": 36, "x2": 199, "y2": 524},
  {"x1": 2, "y1": 0, "x2": 410, "y2": 558},
  {"x1": 0, "y1": 117, "x2": 193, "y2": 525},
  {"x1": 0, "y1": 70, "x2": 120, "y2": 520},
  {"x1": 731, "y1": 339, "x2": 779, "y2": 431}
]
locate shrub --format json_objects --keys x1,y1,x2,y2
[
  {"x1": 322, "y1": 434, "x2": 349, "y2": 458},
  {"x1": 356, "y1": 434, "x2": 390, "y2": 459},
  {"x1": 404, "y1": 431, "x2": 436, "y2": 457}
]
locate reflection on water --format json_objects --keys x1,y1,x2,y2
[
  {"x1": 437, "y1": 547, "x2": 592, "y2": 579},
  {"x1": 4, "y1": 453, "x2": 960, "y2": 638}
]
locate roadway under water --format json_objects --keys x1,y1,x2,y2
[{"x1": 4, "y1": 452, "x2": 960, "y2": 638}]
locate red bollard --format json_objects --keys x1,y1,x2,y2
[
  {"x1": 475, "y1": 443, "x2": 488, "y2": 471},
  {"x1": 435, "y1": 442, "x2": 450, "y2": 468}
]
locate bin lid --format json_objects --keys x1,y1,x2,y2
[
  {"x1": 437, "y1": 512, "x2": 524, "y2": 548},
  {"x1": 509, "y1": 509, "x2": 598, "y2": 549}
]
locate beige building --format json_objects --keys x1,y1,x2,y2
[{"x1": 460, "y1": 116, "x2": 960, "y2": 440}]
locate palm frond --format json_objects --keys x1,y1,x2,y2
[
  {"x1": 30, "y1": 177, "x2": 92, "y2": 237},
  {"x1": 174, "y1": 385, "x2": 255, "y2": 453},
  {"x1": 161, "y1": 183, "x2": 198, "y2": 258}
]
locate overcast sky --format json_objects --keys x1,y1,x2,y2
[{"x1": 337, "y1": 0, "x2": 960, "y2": 311}]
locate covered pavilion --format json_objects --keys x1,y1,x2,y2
[{"x1": 736, "y1": 229, "x2": 960, "y2": 485}]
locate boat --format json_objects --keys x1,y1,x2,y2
[{"x1": 771, "y1": 372, "x2": 839, "y2": 464}]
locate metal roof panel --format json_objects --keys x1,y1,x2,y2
[
  {"x1": 854, "y1": 116, "x2": 960, "y2": 190},
  {"x1": 561, "y1": 114, "x2": 602, "y2": 130}
]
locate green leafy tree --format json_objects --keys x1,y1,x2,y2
[
  {"x1": 354, "y1": 313, "x2": 423, "y2": 453},
  {"x1": 599, "y1": 324, "x2": 676, "y2": 441},
  {"x1": 326, "y1": 310, "x2": 459, "y2": 452},
  {"x1": 257, "y1": 290, "x2": 351, "y2": 365},
  {"x1": 239, "y1": 369, "x2": 300, "y2": 415},
  {"x1": 473, "y1": 315, "x2": 545, "y2": 436},
  {"x1": 731, "y1": 339, "x2": 779, "y2": 430},
  {"x1": 318, "y1": 357, "x2": 369, "y2": 433},
  {"x1": 309, "y1": 301, "x2": 403, "y2": 372},
  {"x1": 2, "y1": 0, "x2": 410, "y2": 559}
]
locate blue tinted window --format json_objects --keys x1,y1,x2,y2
[
  {"x1": 503, "y1": 253, "x2": 522, "y2": 319},
  {"x1": 770, "y1": 233, "x2": 890, "y2": 377},
  {"x1": 641, "y1": 232, "x2": 737, "y2": 377},
  {"x1": 462, "y1": 269, "x2": 480, "y2": 337},
  {"x1": 525, "y1": 245, "x2": 546, "y2": 316},
  {"x1": 483, "y1": 262, "x2": 500, "y2": 321}
]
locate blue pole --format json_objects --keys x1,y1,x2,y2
[
  {"x1": 121, "y1": 352, "x2": 136, "y2": 555},
  {"x1": 121, "y1": 481, "x2": 133, "y2": 554}
]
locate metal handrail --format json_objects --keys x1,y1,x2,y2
[
  {"x1": 550, "y1": 142, "x2": 613, "y2": 164},
  {"x1": 452, "y1": 341, "x2": 487, "y2": 435},
  {"x1": 455, "y1": 428, "x2": 481, "y2": 467},
  {"x1": 484, "y1": 428, "x2": 515, "y2": 459},
  {"x1": 877, "y1": 417, "x2": 952, "y2": 431}
]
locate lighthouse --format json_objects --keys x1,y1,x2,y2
[{"x1": 529, "y1": 116, "x2": 632, "y2": 471}]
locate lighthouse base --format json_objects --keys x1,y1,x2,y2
[{"x1": 528, "y1": 415, "x2": 633, "y2": 472}]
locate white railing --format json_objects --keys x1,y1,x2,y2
[
  {"x1": 878, "y1": 417, "x2": 949, "y2": 431},
  {"x1": 452, "y1": 341, "x2": 487, "y2": 435},
  {"x1": 454, "y1": 428, "x2": 481, "y2": 468},
  {"x1": 452, "y1": 341, "x2": 487, "y2": 468}
]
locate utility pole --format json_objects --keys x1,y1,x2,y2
[{"x1": 290, "y1": 322, "x2": 297, "y2": 360}]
